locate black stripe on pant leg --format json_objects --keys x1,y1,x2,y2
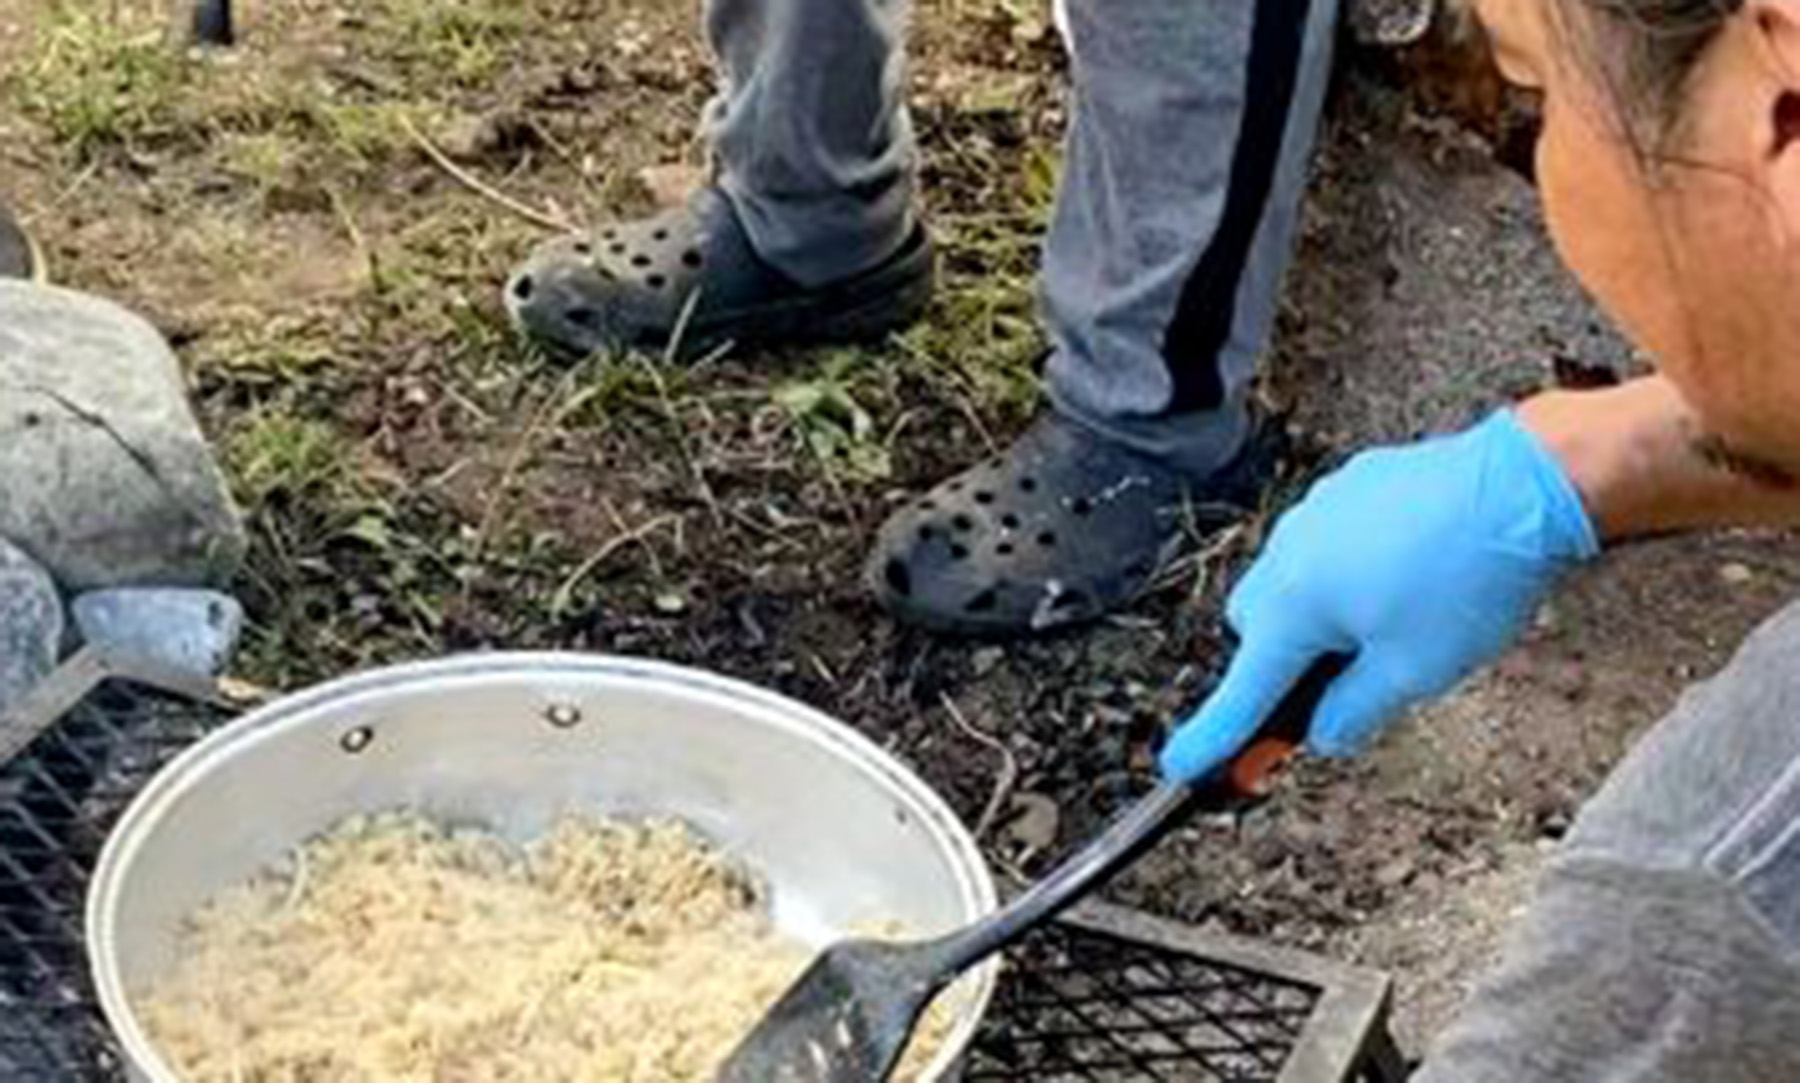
[{"x1": 1160, "y1": 0, "x2": 1314, "y2": 414}]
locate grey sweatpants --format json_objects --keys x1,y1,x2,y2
[
  {"x1": 1417, "y1": 598, "x2": 1800, "y2": 1081},
  {"x1": 700, "y1": 0, "x2": 1339, "y2": 475}
]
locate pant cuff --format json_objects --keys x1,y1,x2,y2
[{"x1": 1047, "y1": 372, "x2": 1253, "y2": 480}]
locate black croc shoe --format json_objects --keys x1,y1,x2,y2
[
  {"x1": 506, "y1": 187, "x2": 933, "y2": 358},
  {"x1": 868, "y1": 413, "x2": 1271, "y2": 637}
]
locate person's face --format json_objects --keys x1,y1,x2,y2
[{"x1": 1475, "y1": 0, "x2": 1800, "y2": 476}]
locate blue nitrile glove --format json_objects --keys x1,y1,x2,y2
[{"x1": 1160, "y1": 410, "x2": 1600, "y2": 782}]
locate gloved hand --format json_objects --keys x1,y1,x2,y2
[{"x1": 1161, "y1": 410, "x2": 1600, "y2": 782}]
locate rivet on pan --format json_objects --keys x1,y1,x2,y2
[
  {"x1": 544, "y1": 702, "x2": 583, "y2": 729},
  {"x1": 340, "y1": 726, "x2": 375, "y2": 754}
]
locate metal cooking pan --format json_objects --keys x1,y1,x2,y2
[{"x1": 86, "y1": 653, "x2": 999, "y2": 1082}]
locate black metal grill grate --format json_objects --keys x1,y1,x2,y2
[
  {"x1": 965, "y1": 924, "x2": 1319, "y2": 1081},
  {"x1": 0, "y1": 672, "x2": 1391, "y2": 1082},
  {"x1": 0, "y1": 681, "x2": 231, "y2": 1080}
]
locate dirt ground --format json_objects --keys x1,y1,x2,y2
[{"x1": 5, "y1": 0, "x2": 1799, "y2": 1061}]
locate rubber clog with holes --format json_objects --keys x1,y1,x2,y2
[
  {"x1": 0, "y1": 200, "x2": 44, "y2": 283},
  {"x1": 867, "y1": 412, "x2": 1270, "y2": 636},
  {"x1": 505, "y1": 187, "x2": 933, "y2": 359}
]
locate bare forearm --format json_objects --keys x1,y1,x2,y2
[{"x1": 1517, "y1": 377, "x2": 1800, "y2": 542}]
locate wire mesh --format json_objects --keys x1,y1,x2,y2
[
  {"x1": 0, "y1": 676, "x2": 1365, "y2": 1082},
  {"x1": 964, "y1": 923, "x2": 1319, "y2": 1082},
  {"x1": 0, "y1": 681, "x2": 228, "y2": 1080}
]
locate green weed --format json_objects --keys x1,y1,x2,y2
[
  {"x1": 373, "y1": 0, "x2": 527, "y2": 87},
  {"x1": 225, "y1": 411, "x2": 371, "y2": 516},
  {"x1": 221, "y1": 132, "x2": 300, "y2": 194},
  {"x1": 314, "y1": 101, "x2": 422, "y2": 167},
  {"x1": 774, "y1": 354, "x2": 895, "y2": 484},
  {"x1": 16, "y1": 6, "x2": 188, "y2": 156}
]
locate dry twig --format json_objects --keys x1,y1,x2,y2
[
  {"x1": 400, "y1": 114, "x2": 572, "y2": 232},
  {"x1": 550, "y1": 515, "x2": 679, "y2": 616},
  {"x1": 940, "y1": 693, "x2": 1020, "y2": 842}
]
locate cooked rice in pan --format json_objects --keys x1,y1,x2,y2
[{"x1": 137, "y1": 812, "x2": 954, "y2": 1082}]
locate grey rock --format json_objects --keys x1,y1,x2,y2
[
  {"x1": 0, "y1": 282, "x2": 245, "y2": 590},
  {"x1": 0, "y1": 538, "x2": 62, "y2": 715},
  {"x1": 72, "y1": 588, "x2": 244, "y2": 676}
]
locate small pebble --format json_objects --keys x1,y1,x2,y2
[
  {"x1": 639, "y1": 164, "x2": 705, "y2": 209},
  {"x1": 1375, "y1": 855, "x2": 1417, "y2": 889},
  {"x1": 434, "y1": 114, "x2": 487, "y2": 161},
  {"x1": 1002, "y1": 792, "x2": 1061, "y2": 860},
  {"x1": 1719, "y1": 562, "x2": 1754, "y2": 586}
]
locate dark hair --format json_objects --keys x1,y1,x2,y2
[{"x1": 1560, "y1": 0, "x2": 1743, "y2": 143}]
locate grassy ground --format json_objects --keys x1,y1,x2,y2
[{"x1": 6, "y1": 0, "x2": 1073, "y2": 688}]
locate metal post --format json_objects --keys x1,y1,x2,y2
[{"x1": 191, "y1": 0, "x2": 233, "y2": 46}]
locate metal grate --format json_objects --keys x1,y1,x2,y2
[
  {"x1": 967, "y1": 923, "x2": 1317, "y2": 1081},
  {"x1": 0, "y1": 657, "x2": 1400, "y2": 1082},
  {"x1": 0, "y1": 666, "x2": 232, "y2": 1081}
]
